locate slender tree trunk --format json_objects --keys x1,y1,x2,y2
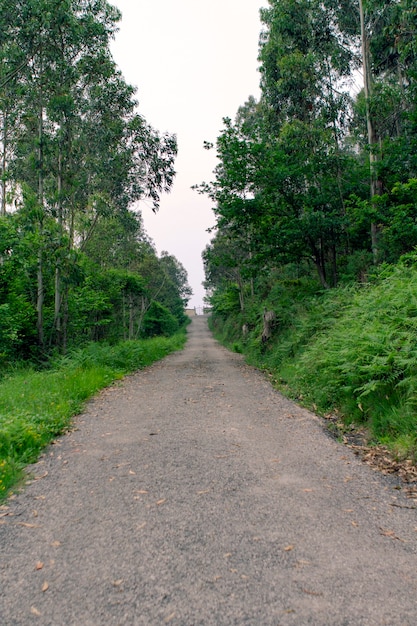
[
  {"x1": 237, "y1": 272, "x2": 245, "y2": 311},
  {"x1": 54, "y1": 146, "x2": 63, "y2": 347},
  {"x1": 129, "y1": 292, "x2": 134, "y2": 339},
  {"x1": 310, "y1": 240, "x2": 330, "y2": 289},
  {"x1": 122, "y1": 293, "x2": 127, "y2": 340},
  {"x1": 1, "y1": 110, "x2": 8, "y2": 216},
  {"x1": 359, "y1": 0, "x2": 382, "y2": 263},
  {"x1": 62, "y1": 292, "x2": 69, "y2": 354},
  {"x1": 330, "y1": 242, "x2": 338, "y2": 287},
  {"x1": 135, "y1": 296, "x2": 148, "y2": 338},
  {"x1": 37, "y1": 98, "x2": 45, "y2": 348}
]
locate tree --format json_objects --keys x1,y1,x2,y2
[{"x1": 0, "y1": 0, "x2": 179, "y2": 357}]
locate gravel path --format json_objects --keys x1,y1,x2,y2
[{"x1": 1, "y1": 316, "x2": 417, "y2": 625}]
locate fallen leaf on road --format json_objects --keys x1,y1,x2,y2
[
  {"x1": 351, "y1": 521, "x2": 359, "y2": 527},
  {"x1": 129, "y1": 470, "x2": 136, "y2": 475},
  {"x1": 302, "y1": 588, "x2": 323, "y2": 597},
  {"x1": 34, "y1": 472, "x2": 48, "y2": 481},
  {"x1": 42, "y1": 582, "x2": 49, "y2": 592},
  {"x1": 164, "y1": 613, "x2": 176, "y2": 623},
  {"x1": 284, "y1": 545, "x2": 295, "y2": 552},
  {"x1": 51, "y1": 541, "x2": 61, "y2": 547},
  {"x1": 156, "y1": 499, "x2": 166, "y2": 506},
  {"x1": 31, "y1": 607, "x2": 41, "y2": 616},
  {"x1": 197, "y1": 489, "x2": 210, "y2": 495},
  {"x1": 112, "y1": 579, "x2": 124, "y2": 587},
  {"x1": 134, "y1": 490, "x2": 148, "y2": 495},
  {"x1": 35, "y1": 562, "x2": 44, "y2": 571},
  {"x1": 303, "y1": 489, "x2": 314, "y2": 493},
  {"x1": 16, "y1": 522, "x2": 39, "y2": 528},
  {"x1": 379, "y1": 528, "x2": 404, "y2": 541}
]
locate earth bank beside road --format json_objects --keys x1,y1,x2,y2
[{"x1": 1, "y1": 316, "x2": 416, "y2": 625}]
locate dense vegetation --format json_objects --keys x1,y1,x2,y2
[
  {"x1": 0, "y1": 0, "x2": 192, "y2": 366},
  {"x1": 0, "y1": 1, "x2": 193, "y2": 498},
  {"x1": 201, "y1": 0, "x2": 417, "y2": 459}
]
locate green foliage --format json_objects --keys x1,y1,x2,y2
[
  {"x1": 0, "y1": 0, "x2": 180, "y2": 355},
  {"x1": 0, "y1": 331, "x2": 186, "y2": 499},
  {"x1": 211, "y1": 257, "x2": 417, "y2": 460},
  {"x1": 141, "y1": 301, "x2": 180, "y2": 338}
]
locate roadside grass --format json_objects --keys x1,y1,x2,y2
[
  {"x1": 211, "y1": 258, "x2": 417, "y2": 463},
  {"x1": 0, "y1": 332, "x2": 186, "y2": 500}
]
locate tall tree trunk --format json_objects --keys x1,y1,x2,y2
[
  {"x1": 135, "y1": 296, "x2": 148, "y2": 338},
  {"x1": 359, "y1": 0, "x2": 382, "y2": 263},
  {"x1": 237, "y1": 272, "x2": 245, "y2": 312},
  {"x1": 54, "y1": 146, "x2": 63, "y2": 347},
  {"x1": 310, "y1": 239, "x2": 330, "y2": 289},
  {"x1": 1, "y1": 110, "x2": 8, "y2": 216},
  {"x1": 129, "y1": 292, "x2": 134, "y2": 340},
  {"x1": 37, "y1": 98, "x2": 45, "y2": 348}
]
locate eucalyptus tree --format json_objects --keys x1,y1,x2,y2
[
  {"x1": 202, "y1": 225, "x2": 254, "y2": 314},
  {"x1": 342, "y1": 0, "x2": 417, "y2": 261},
  {"x1": 0, "y1": 0, "x2": 123, "y2": 346},
  {"x1": 0, "y1": 0, "x2": 178, "y2": 353},
  {"x1": 202, "y1": 0, "x2": 357, "y2": 291},
  {"x1": 160, "y1": 252, "x2": 193, "y2": 308},
  {"x1": 256, "y1": 0, "x2": 359, "y2": 286}
]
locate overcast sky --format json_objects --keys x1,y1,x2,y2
[{"x1": 110, "y1": 0, "x2": 265, "y2": 308}]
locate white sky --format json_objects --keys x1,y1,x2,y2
[{"x1": 110, "y1": 0, "x2": 265, "y2": 308}]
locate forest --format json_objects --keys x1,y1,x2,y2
[
  {"x1": 200, "y1": 0, "x2": 417, "y2": 461},
  {"x1": 0, "y1": 0, "x2": 192, "y2": 365}
]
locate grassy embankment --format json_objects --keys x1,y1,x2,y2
[
  {"x1": 0, "y1": 332, "x2": 186, "y2": 500},
  {"x1": 211, "y1": 258, "x2": 417, "y2": 463}
]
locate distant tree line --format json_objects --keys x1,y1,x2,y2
[
  {"x1": 0, "y1": 0, "x2": 192, "y2": 363},
  {"x1": 199, "y1": 0, "x2": 417, "y2": 313}
]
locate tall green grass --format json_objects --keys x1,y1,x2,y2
[
  {"x1": 213, "y1": 259, "x2": 417, "y2": 461},
  {"x1": 0, "y1": 333, "x2": 186, "y2": 499},
  {"x1": 285, "y1": 263, "x2": 417, "y2": 457}
]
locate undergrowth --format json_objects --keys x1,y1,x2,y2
[
  {"x1": 211, "y1": 258, "x2": 417, "y2": 463},
  {"x1": 0, "y1": 332, "x2": 186, "y2": 500}
]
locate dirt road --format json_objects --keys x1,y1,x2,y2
[{"x1": 1, "y1": 317, "x2": 417, "y2": 625}]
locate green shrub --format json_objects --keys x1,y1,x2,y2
[{"x1": 141, "y1": 301, "x2": 179, "y2": 337}]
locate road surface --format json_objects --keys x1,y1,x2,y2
[{"x1": 1, "y1": 317, "x2": 417, "y2": 625}]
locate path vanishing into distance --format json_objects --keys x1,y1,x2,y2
[{"x1": 1, "y1": 317, "x2": 417, "y2": 625}]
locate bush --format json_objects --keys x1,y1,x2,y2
[{"x1": 141, "y1": 301, "x2": 179, "y2": 337}]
